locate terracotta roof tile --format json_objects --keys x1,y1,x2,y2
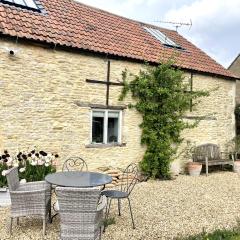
[{"x1": 0, "y1": 0, "x2": 236, "y2": 79}]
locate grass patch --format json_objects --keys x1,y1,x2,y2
[
  {"x1": 179, "y1": 225, "x2": 240, "y2": 240},
  {"x1": 103, "y1": 217, "x2": 116, "y2": 228}
]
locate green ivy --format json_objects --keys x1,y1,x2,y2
[{"x1": 119, "y1": 61, "x2": 209, "y2": 178}]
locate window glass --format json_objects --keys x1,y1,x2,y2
[
  {"x1": 108, "y1": 112, "x2": 119, "y2": 143},
  {"x1": 14, "y1": 0, "x2": 26, "y2": 5},
  {"x1": 1, "y1": 0, "x2": 38, "y2": 9},
  {"x1": 23, "y1": 0, "x2": 38, "y2": 8},
  {"x1": 92, "y1": 111, "x2": 104, "y2": 143}
]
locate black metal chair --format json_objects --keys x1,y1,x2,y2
[
  {"x1": 62, "y1": 157, "x2": 88, "y2": 172},
  {"x1": 101, "y1": 163, "x2": 139, "y2": 230}
]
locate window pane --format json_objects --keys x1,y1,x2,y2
[
  {"x1": 92, "y1": 111, "x2": 104, "y2": 118},
  {"x1": 14, "y1": 0, "x2": 26, "y2": 5},
  {"x1": 92, "y1": 116, "x2": 104, "y2": 143},
  {"x1": 108, "y1": 112, "x2": 119, "y2": 118},
  {"x1": 24, "y1": 0, "x2": 38, "y2": 8},
  {"x1": 108, "y1": 112, "x2": 119, "y2": 143}
]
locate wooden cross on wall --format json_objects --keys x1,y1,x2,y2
[{"x1": 86, "y1": 60, "x2": 124, "y2": 106}]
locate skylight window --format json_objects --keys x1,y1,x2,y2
[
  {"x1": 0, "y1": 0, "x2": 39, "y2": 11},
  {"x1": 143, "y1": 26, "x2": 183, "y2": 49}
]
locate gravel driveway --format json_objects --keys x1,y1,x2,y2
[{"x1": 1, "y1": 172, "x2": 240, "y2": 240}]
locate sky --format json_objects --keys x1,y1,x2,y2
[{"x1": 77, "y1": 0, "x2": 240, "y2": 68}]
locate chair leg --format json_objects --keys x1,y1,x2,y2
[
  {"x1": 205, "y1": 157, "x2": 209, "y2": 176},
  {"x1": 99, "y1": 226, "x2": 102, "y2": 240},
  {"x1": 16, "y1": 217, "x2": 19, "y2": 225},
  {"x1": 9, "y1": 217, "x2": 13, "y2": 235},
  {"x1": 48, "y1": 204, "x2": 52, "y2": 223},
  {"x1": 43, "y1": 218, "x2": 46, "y2": 236},
  {"x1": 103, "y1": 198, "x2": 112, "y2": 232},
  {"x1": 106, "y1": 198, "x2": 112, "y2": 219},
  {"x1": 118, "y1": 199, "x2": 121, "y2": 216},
  {"x1": 127, "y1": 197, "x2": 135, "y2": 229}
]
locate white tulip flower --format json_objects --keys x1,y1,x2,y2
[
  {"x1": 7, "y1": 161, "x2": 12, "y2": 167},
  {"x1": 19, "y1": 167, "x2": 25, "y2": 173},
  {"x1": 38, "y1": 160, "x2": 44, "y2": 166},
  {"x1": 1, "y1": 170, "x2": 8, "y2": 176},
  {"x1": 13, "y1": 162, "x2": 19, "y2": 167},
  {"x1": 31, "y1": 161, "x2": 37, "y2": 166},
  {"x1": 45, "y1": 163, "x2": 50, "y2": 167},
  {"x1": 20, "y1": 179, "x2": 27, "y2": 184}
]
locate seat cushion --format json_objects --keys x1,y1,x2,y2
[{"x1": 101, "y1": 190, "x2": 128, "y2": 199}]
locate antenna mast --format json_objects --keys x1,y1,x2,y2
[{"x1": 154, "y1": 19, "x2": 192, "y2": 32}]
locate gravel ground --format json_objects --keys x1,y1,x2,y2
[{"x1": 1, "y1": 172, "x2": 240, "y2": 240}]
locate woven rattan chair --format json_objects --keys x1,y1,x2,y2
[
  {"x1": 62, "y1": 157, "x2": 88, "y2": 172},
  {"x1": 5, "y1": 167, "x2": 51, "y2": 236},
  {"x1": 52, "y1": 157, "x2": 88, "y2": 215},
  {"x1": 101, "y1": 163, "x2": 139, "y2": 230},
  {"x1": 56, "y1": 187, "x2": 107, "y2": 240}
]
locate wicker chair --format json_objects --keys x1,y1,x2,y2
[
  {"x1": 56, "y1": 187, "x2": 107, "y2": 240},
  {"x1": 5, "y1": 167, "x2": 51, "y2": 236},
  {"x1": 101, "y1": 163, "x2": 139, "y2": 230},
  {"x1": 52, "y1": 157, "x2": 88, "y2": 215},
  {"x1": 62, "y1": 157, "x2": 88, "y2": 172}
]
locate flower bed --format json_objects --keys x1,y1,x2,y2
[{"x1": 0, "y1": 149, "x2": 58, "y2": 188}]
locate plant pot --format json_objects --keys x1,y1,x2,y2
[
  {"x1": 234, "y1": 161, "x2": 240, "y2": 173},
  {"x1": 187, "y1": 162, "x2": 202, "y2": 176}
]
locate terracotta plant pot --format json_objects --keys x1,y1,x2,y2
[
  {"x1": 187, "y1": 162, "x2": 202, "y2": 176},
  {"x1": 234, "y1": 161, "x2": 240, "y2": 173}
]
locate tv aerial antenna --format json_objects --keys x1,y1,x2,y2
[{"x1": 154, "y1": 19, "x2": 192, "y2": 32}]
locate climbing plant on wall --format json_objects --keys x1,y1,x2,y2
[{"x1": 119, "y1": 61, "x2": 209, "y2": 179}]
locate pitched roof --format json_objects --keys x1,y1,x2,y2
[{"x1": 0, "y1": 0, "x2": 236, "y2": 79}]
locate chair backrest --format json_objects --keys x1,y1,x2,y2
[
  {"x1": 5, "y1": 167, "x2": 20, "y2": 191},
  {"x1": 192, "y1": 144, "x2": 221, "y2": 162},
  {"x1": 119, "y1": 163, "x2": 139, "y2": 195},
  {"x1": 62, "y1": 157, "x2": 88, "y2": 172},
  {"x1": 56, "y1": 187, "x2": 100, "y2": 215}
]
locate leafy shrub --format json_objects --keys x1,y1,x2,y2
[{"x1": 120, "y1": 61, "x2": 208, "y2": 178}]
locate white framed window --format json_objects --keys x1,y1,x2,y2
[{"x1": 91, "y1": 109, "x2": 122, "y2": 144}]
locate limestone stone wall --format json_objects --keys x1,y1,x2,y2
[
  {"x1": 177, "y1": 73, "x2": 236, "y2": 168},
  {"x1": 228, "y1": 55, "x2": 240, "y2": 104},
  {"x1": 0, "y1": 38, "x2": 236, "y2": 171}
]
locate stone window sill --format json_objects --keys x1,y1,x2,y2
[{"x1": 85, "y1": 143, "x2": 127, "y2": 149}]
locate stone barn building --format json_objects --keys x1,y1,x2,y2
[
  {"x1": 229, "y1": 54, "x2": 240, "y2": 103},
  {"x1": 229, "y1": 54, "x2": 240, "y2": 135},
  {"x1": 0, "y1": 0, "x2": 237, "y2": 170}
]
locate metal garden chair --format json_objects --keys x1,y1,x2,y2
[
  {"x1": 101, "y1": 163, "x2": 139, "y2": 230},
  {"x1": 5, "y1": 167, "x2": 51, "y2": 236},
  {"x1": 56, "y1": 187, "x2": 107, "y2": 240},
  {"x1": 62, "y1": 156, "x2": 88, "y2": 172}
]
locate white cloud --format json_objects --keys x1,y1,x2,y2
[{"x1": 164, "y1": 0, "x2": 240, "y2": 67}]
